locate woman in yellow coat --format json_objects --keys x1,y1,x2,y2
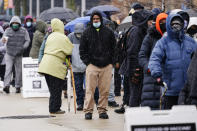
[{"x1": 38, "y1": 18, "x2": 73, "y2": 114}]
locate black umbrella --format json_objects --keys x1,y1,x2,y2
[
  {"x1": 39, "y1": 7, "x2": 79, "y2": 22},
  {"x1": 86, "y1": 5, "x2": 120, "y2": 16}
]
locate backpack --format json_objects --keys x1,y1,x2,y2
[{"x1": 116, "y1": 25, "x2": 133, "y2": 63}]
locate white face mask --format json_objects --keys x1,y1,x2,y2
[
  {"x1": 93, "y1": 22, "x2": 101, "y2": 28},
  {"x1": 26, "y1": 22, "x2": 32, "y2": 27}
]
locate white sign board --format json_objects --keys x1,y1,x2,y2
[
  {"x1": 125, "y1": 106, "x2": 197, "y2": 131},
  {"x1": 22, "y1": 57, "x2": 49, "y2": 98}
]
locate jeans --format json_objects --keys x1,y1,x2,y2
[
  {"x1": 123, "y1": 76, "x2": 130, "y2": 105},
  {"x1": 73, "y1": 72, "x2": 85, "y2": 106},
  {"x1": 108, "y1": 68, "x2": 115, "y2": 102},
  {"x1": 114, "y1": 68, "x2": 121, "y2": 94}
]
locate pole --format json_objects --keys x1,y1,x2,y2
[
  {"x1": 162, "y1": 0, "x2": 165, "y2": 12},
  {"x1": 51, "y1": 0, "x2": 54, "y2": 8},
  {"x1": 29, "y1": 0, "x2": 32, "y2": 16},
  {"x1": 63, "y1": 0, "x2": 66, "y2": 8},
  {"x1": 81, "y1": 0, "x2": 86, "y2": 16},
  {"x1": 36, "y1": 0, "x2": 40, "y2": 18}
]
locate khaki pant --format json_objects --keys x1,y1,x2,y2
[{"x1": 84, "y1": 64, "x2": 112, "y2": 114}]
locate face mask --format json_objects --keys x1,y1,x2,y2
[
  {"x1": 93, "y1": 22, "x2": 101, "y2": 28},
  {"x1": 12, "y1": 24, "x2": 19, "y2": 31},
  {"x1": 160, "y1": 23, "x2": 166, "y2": 34},
  {"x1": 26, "y1": 22, "x2": 32, "y2": 27},
  {"x1": 75, "y1": 33, "x2": 82, "y2": 39},
  {"x1": 171, "y1": 23, "x2": 182, "y2": 32}
]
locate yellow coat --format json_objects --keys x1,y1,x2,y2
[{"x1": 38, "y1": 18, "x2": 73, "y2": 80}]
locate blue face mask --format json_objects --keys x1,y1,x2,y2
[
  {"x1": 93, "y1": 22, "x2": 101, "y2": 28},
  {"x1": 26, "y1": 22, "x2": 32, "y2": 27}
]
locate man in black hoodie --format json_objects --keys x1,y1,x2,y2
[
  {"x1": 80, "y1": 11, "x2": 116, "y2": 120},
  {"x1": 119, "y1": 9, "x2": 153, "y2": 107}
]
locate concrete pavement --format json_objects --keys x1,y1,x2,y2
[{"x1": 0, "y1": 87, "x2": 124, "y2": 131}]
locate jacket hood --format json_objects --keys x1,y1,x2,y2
[
  {"x1": 74, "y1": 23, "x2": 85, "y2": 33},
  {"x1": 166, "y1": 14, "x2": 184, "y2": 40},
  {"x1": 156, "y1": 13, "x2": 168, "y2": 36},
  {"x1": 36, "y1": 20, "x2": 47, "y2": 34},
  {"x1": 10, "y1": 16, "x2": 21, "y2": 26},
  {"x1": 25, "y1": 15, "x2": 33, "y2": 23},
  {"x1": 90, "y1": 10, "x2": 103, "y2": 27},
  {"x1": 132, "y1": 9, "x2": 153, "y2": 26},
  {"x1": 51, "y1": 18, "x2": 64, "y2": 34}
]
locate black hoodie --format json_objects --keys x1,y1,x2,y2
[{"x1": 79, "y1": 11, "x2": 116, "y2": 67}]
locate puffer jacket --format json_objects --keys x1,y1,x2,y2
[
  {"x1": 148, "y1": 14, "x2": 197, "y2": 96},
  {"x1": 30, "y1": 20, "x2": 47, "y2": 58},
  {"x1": 0, "y1": 26, "x2": 5, "y2": 65},
  {"x1": 79, "y1": 11, "x2": 116, "y2": 67},
  {"x1": 139, "y1": 13, "x2": 168, "y2": 109},
  {"x1": 38, "y1": 18, "x2": 73, "y2": 80},
  {"x1": 68, "y1": 23, "x2": 86, "y2": 72}
]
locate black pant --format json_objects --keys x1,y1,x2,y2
[
  {"x1": 0, "y1": 65, "x2": 5, "y2": 81},
  {"x1": 122, "y1": 76, "x2": 130, "y2": 105},
  {"x1": 114, "y1": 68, "x2": 122, "y2": 94},
  {"x1": 44, "y1": 74, "x2": 65, "y2": 113},
  {"x1": 163, "y1": 96, "x2": 178, "y2": 109},
  {"x1": 129, "y1": 79, "x2": 143, "y2": 107}
]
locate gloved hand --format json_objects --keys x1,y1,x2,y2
[
  {"x1": 131, "y1": 68, "x2": 143, "y2": 85},
  {"x1": 156, "y1": 77, "x2": 164, "y2": 86},
  {"x1": 147, "y1": 69, "x2": 151, "y2": 74}
]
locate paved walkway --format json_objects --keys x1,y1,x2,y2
[{"x1": 0, "y1": 87, "x2": 124, "y2": 131}]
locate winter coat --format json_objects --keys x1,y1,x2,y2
[
  {"x1": 139, "y1": 13, "x2": 168, "y2": 109},
  {"x1": 0, "y1": 26, "x2": 5, "y2": 65},
  {"x1": 4, "y1": 16, "x2": 30, "y2": 57},
  {"x1": 68, "y1": 24, "x2": 86, "y2": 72},
  {"x1": 148, "y1": 14, "x2": 197, "y2": 96},
  {"x1": 30, "y1": 20, "x2": 47, "y2": 58},
  {"x1": 178, "y1": 49, "x2": 197, "y2": 105},
  {"x1": 79, "y1": 11, "x2": 116, "y2": 67},
  {"x1": 23, "y1": 15, "x2": 35, "y2": 57},
  {"x1": 38, "y1": 18, "x2": 73, "y2": 80},
  {"x1": 119, "y1": 9, "x2": 153, "y2": 76}
]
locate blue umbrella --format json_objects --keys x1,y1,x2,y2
[
  {"x1": 65, "y1": 16, "x2": 115, "y2": 33},
  {"x1": 86, "y1": 5, "x2": 120, "y2": 16},
  {"x1": 64, "y1": 16, "x2": 91, "y2": 33}
]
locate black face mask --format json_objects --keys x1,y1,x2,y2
[{"x1": 160, "y1": 23, "x2": 166, "y2": 34}]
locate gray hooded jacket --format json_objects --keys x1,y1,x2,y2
[
  {"x1": 0, "y1": 26, "x2": 5, "y2": 65},
  {"x1": 68, "y1": 23, "x2": 86, "y2": 72},
  {"x1": 3, "y1": 16, "x2": 30, "y2": 56}
]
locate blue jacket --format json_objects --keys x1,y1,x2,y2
[{"x1": 148, "y1": 14, "x2": 197, "y2": 96}]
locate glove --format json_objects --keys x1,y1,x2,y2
[
  {"x1": 156, "y1": 77, "x2": 164, "y2": 86},
  {"x1": 131, "y1": 68, "x2": 143, "y2": 85},
  {"x1": 147, "y1": 69, "x2": 151, "y2": 74}
]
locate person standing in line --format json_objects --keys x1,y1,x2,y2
[
  {"x1": 80, "y1": 11, "x2": 116, "y2": 120},
  {"x1": 148, "y1": 14, "x2": 197, "y2": 109},
  {"x1": 68, "y1": 23, "x2": 86, "y2": 111},
  {"x1": 38, "y1": 18, "x2": 73, "y2": 114}
]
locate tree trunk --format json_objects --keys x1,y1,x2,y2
[
  {"x1": 66, "y1": 0, "x2": 75, "y2": 11},
  {"x1": 14, "y1": 0, "x2": 21, "y2": 16},
  {"x1": 22, "y1": 0, "x2": 28, "y2": 16}
]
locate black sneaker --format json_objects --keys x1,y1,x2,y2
[
  {"x1": 114, "y1": 105, "x2": 125, "y2": 114},
  {"x1": 85, "y1": 113, "x2": 92, "y2": 120},
  {"x1": 99, "y1": 112, "x2": 109, "y2": 119},
  {"x1": 16, "y1": 88, "x2": 21, "y2": 93},
  {"x1": 50, "y1": 110, "x2": 65, "y2": 114},
  {"x1": 108, "y1": 101, "x2": 119, "y2": 107},
  {"x1": 3, "y1": 86, "x2": 10, "y2": 94},
  {"x1": 77, "y1": 105, "x2": 83, "y2": 111}
]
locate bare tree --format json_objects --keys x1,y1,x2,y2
[{"x1": 14, "y1": 0, "x2": 21, "y2": 16}]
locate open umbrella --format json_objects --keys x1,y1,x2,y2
[
  {"x1": 65, "y1": 16, "x2": 115, "y2": 33},
  {"x1": 86, "y1": 5, "x2": 120, "y2": 16},
  {"x1": 116, "y1": 16, "x2": 132, "y2": 32},
  {"x1": 39, "y1": 7, "x2": 79, "y2": 22}
]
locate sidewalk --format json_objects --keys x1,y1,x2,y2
[{"x1": 0, "y1": 87, "x2": 124, "y2": 131}]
